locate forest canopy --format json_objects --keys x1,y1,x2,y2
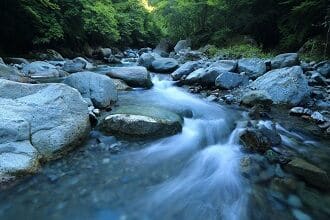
[
  {"x1": 0, "y1": 0, "x2": 162, "y2": 54},
  {"x1": 0, "y1": 0, "x2": 329, "y2": 56}
]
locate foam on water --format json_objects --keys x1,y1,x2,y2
[{"x1": 122, "y1": 75, "x2": 248, "y2": 220}]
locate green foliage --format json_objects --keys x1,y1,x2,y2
[
  {"x1": 298, "y1": 37, "x2": 329, "y2": 62},
  {"x1": 21, "y1": 0, "x2": 64, "y2": 45},
  {"x1": 152, "y1": 0, "x2": 329, "y2": 55},
  {"x1": 0, "y1": 0, "x2": 328, "y2": 57},
  {"x1": 203, "y1": 44, "x2": 273, "y2": 59},
  {"x1": 82, "y1": 0, "x2": 119, "y2": 45},
  {"x1": 0, "y1": 0, "x2": 163, "y2": 54},
  {"x1": 278, "y1": 0, "x2": 328, "y2": 50}
]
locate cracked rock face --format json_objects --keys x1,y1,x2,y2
[
  {"x1": 250, "y1": 66, "x2": 310, "y2": 106},
  {"x1": 0, "y1": 79, "x2": 90, "y2": 181}
]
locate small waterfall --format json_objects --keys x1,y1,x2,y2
[{"x1": 125, "y1": 75, "x2": 248, "y2": 220}]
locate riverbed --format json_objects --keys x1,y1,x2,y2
[{"x1": 0, "y1": 70, "x2": 329, "y2": 220}]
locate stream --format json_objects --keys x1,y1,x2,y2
[{"x1": 0, "y1": 65, "x2": 329, "y2": 220}]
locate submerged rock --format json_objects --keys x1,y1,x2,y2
[
  {"x1": 101, "y1": 105, "x2": 183, "y2": 139},
  {"x1": 284, "y1": 158, "x2": 329, "y2": 190},
  {"x1": 250, "y1": 66, "x2": 310, "y2": 105},
  {"x1": 106, "y1": 66, "x2": 153, "y2": 89},
  {"x1": 151, "y1": 58, "x2": 179, "y2": 73},
  {"x1": 64, "y1": 71, "x2": 117, "y2": 109},
  {"x1": 0, "y1": 79, "x2": 90, "y2": 181}
]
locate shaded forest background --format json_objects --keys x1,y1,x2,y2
[{"x1": 0, "y1": 0, "x2": 329, "y2": 58}]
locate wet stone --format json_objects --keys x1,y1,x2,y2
[
  {"x1": 239, "y1": 129, "x2": 271, "y2": 153},
  {"x1": 284, "y1": 157, "x2": 329, "y2": 190}
]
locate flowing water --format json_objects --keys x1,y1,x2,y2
[{"x1": 0, "y1": 69, "x2": 329, "y2": 220}]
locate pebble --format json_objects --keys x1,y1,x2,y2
[
  {"x1": 311, "y1": 111, "x2": 327, "y2": 123},
  {"x1": 206, "y1": 95, "x2": 218, "y2": 102}
]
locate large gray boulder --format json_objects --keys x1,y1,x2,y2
[
  {"x1": 62, "y1": 57, "x2": 93, "y2": 73},
  {"x1": 174, "y1": 40, "x2": 191, "y2": 53},
  {"x1": 0, "y1": 115, "x2": 40, "y2": 182},
  {"x1": 250, "y1": 66, "x2": 310, "y2": 105},
  {"x1": 138, "y1": 52, "x2": 157, "y2": 69},
  {"x1": 238, "y1": 58, "x2": 266, "y2": 79},
  {"x1": 171, "y1": 61, "x2": 201, "y2": 80},
  {"x1": 0, "y1": 63, "x2": 28, "y2": 82},
  {"x1": 184, "y1": 67, "x2": 226, "y2": 86},
  {"x1": 101, "y1": 105, "x2": 183, "y2": 139},
  {"x1": 151, "y1": 58, "x2": 179, "y2": 73},
  {"x1": 241, "y1": 90, "x2": 273, "y2": 107},
  {"x1": 215, "y1": 71, "x2": 248, "y2": 90},
  {"x1": 184, "y1": 68, "x2": 206, "y2": 85},
  {"x1": 22, "y1": 61, "x2": 65, "y2": 79},
  {"x1": 64, "y1": 72, "x2": 117, "y2": 108},
  {"x1": 271, "y1": 53, "x2": 299, "y2": 69},
  {"x1": 0, "y1": 79, "x2": 90, "y2": 181},
  {"x1": 198, "y1": 67, "x2": 224, "y2": 86},
  {"x1": 210, "y1": 60, "x2": 238, "y2": 72},
  {"x1": 106, "y1": 66, "x2": 153, "y2": 88},
  {"x1": 0, "y1": 63, "x2": 21, "y2": 76},
  {"x1": 63, "y1": 58, "x2": 87, "y2": 73}
]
